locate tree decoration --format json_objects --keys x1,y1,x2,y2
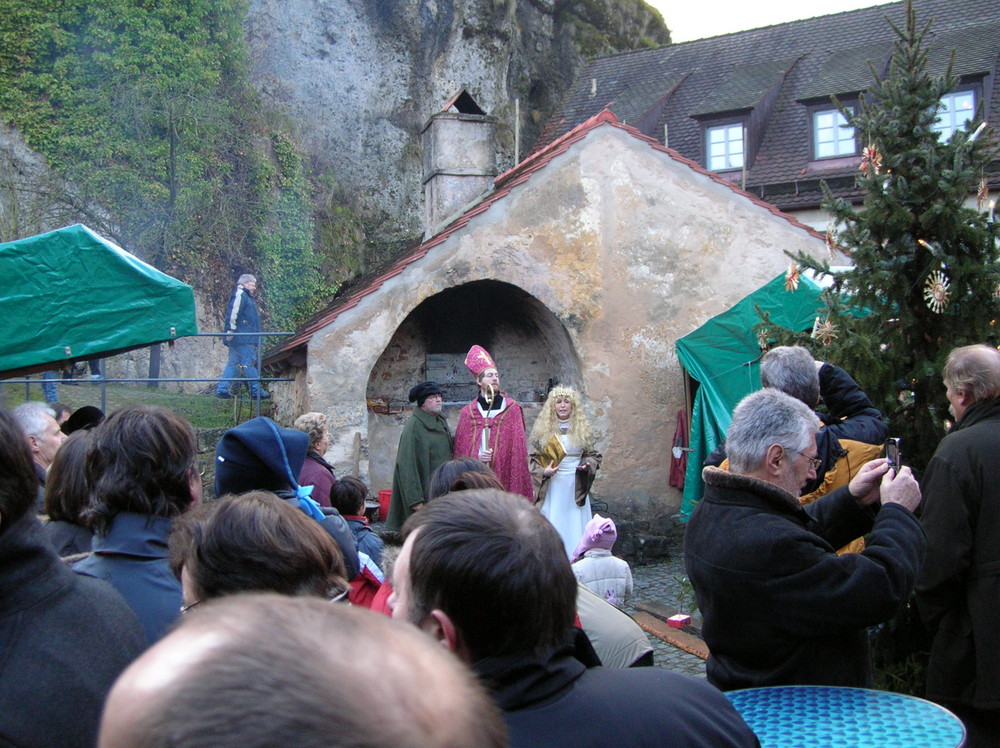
[
  {"x1": 756, "y1": 329, "x2": 770, "y2": 351},
  {"x1": 784, "y1": 262, "x2": 801, "y2": 291},
  {"x1": 825, "y1": 226, "x2": 837, "y2": 260},
  {"x1": 860, "y1": 143, "x2": 883, "y2": 176},
  {"x1": 978, "y1": 177, "x2": 990, "y2": 209},
  {"x1": 923, "y1": 270, "x2": 951, "y2": 313},
  {"x1": 811, "y1": 317, "x2": 838, "y2": 346}
]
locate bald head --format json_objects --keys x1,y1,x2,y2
[{"x1": 99, "y1": 594, "x2": 507, "y2": 748}]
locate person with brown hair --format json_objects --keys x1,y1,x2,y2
[
  {"x1": 330, "y1": 476, "x2": 383, "y2": 568},
  {"x1": 99, "y1": 595, "x2": 508, "y2": 748},
  {"x1": 43, "y1": 430, "x2": 95, "y2": 556},
  {"x1": 0, "y1": 408, "x2": 144, "y2": 748},
  {"x1": 427, "y1": 457, "x2": 496, "y2": 500},
  {"x1": 169, "y1": 491, "x2": 348, "y2": 607},
  {"x1": 74, "y1": 405, "x2": 203, "y2": 644},
  {"x1": 389, "y1": 489, "x2": 758, "y2": 748}
]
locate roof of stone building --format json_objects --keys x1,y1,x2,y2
[
  {"x1": 265, "y1": 110, "x2": 823, "y2": 367},
  {"x1": 533, "y1": 0, "x2": 1000, "y2": 209}
]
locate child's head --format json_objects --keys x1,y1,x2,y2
[
  {"x1": 570, "y1": 515, "x2": 617, "y2": 563},
  {"x1": 330, "y1": 476, "x2": 368, "y2": 517}
]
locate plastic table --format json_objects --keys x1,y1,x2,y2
[{"x1": 726, "y1": 685, "x2": 965, "y2": 747}]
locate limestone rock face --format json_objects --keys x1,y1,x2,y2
[{"x1": 244, "y1": 0, "x2": 668, "y2": 241}]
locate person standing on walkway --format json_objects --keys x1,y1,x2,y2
[
  {"x1": 387, "y1": 381, "x2": 452, "y2": 532},
  {"x1": 529, "y1": 385, "x2": 601, "y2": 555},
  {"x1": 916, "y1": 344, "x2": 1000, "y2": 747},
  {"x1": 453, "y1": 345, "x2": 533, "y2": 500},
  {"x1": 216, "y1": 274, "x2": 269, "y2": 400}
]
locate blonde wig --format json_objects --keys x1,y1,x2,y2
[{"x1": 529, "y1": 386, "x2": 594, "y2": 452}]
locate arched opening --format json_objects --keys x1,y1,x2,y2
[{"x1": 365, "y1": 280, "x2": 582, "y2": 489}]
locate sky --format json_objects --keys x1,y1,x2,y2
[{"x1": 645, "y1": 0, "x2": 891, "y2": 43}]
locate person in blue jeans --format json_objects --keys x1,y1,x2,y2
[{"x1": 216, "y1": 274, "x2": 269, "y2": 400}]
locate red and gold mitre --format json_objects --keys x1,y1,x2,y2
[{"x1": 464, "y1": 345, "x2": 496, "y2": 377}]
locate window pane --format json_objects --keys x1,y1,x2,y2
[
  {"x1": 934, "y1": 90, "x2": 976, "y2": 139},
  {"x1": 706, "y1": 124, "x2": 744, "y2": 170},
  {"x1": 813, "y1": 108, "x2": 855, "y2": 157}
]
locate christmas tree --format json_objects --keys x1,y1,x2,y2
[{"x1": 776, "y1": 0, "x2": 1000, "y2": 473}]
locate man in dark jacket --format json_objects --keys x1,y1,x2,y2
[
  {"x1": 214, "y1": 416, "x2": 360, "y2": 580},
  {"x1": 216, "y1": 273, "x2": 269, "y2": 400},
  {"x1": 686, "y1": 388, "x2": 925, "y2": 691},
  {"x1": 387, "y1": 381, "x2": 453, "y2": 532},
  {"x1": 389, "y1": 488, "x2": 760, "y2": 748},
  {"x1": 916, "y1": 344, "x2": 1000, "y2": 747},
  {"x1": 1, "y1": 408, "x2": 145, "y2": 748},
  {"x1": 708, "y1": 346, "x2": 886, "y2": 505}
]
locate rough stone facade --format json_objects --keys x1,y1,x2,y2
[{"x1": 274, "y1": 116, "x2": 827, "y2": 520}]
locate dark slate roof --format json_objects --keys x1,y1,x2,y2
[
  {"x1": 533, "y1": 0, "x2": 1000, "y2": 210},
  {"x1": 266, "y1": 111, "x2": 824, "y2": 366}
]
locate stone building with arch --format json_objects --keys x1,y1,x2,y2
[{"x1": 265, "y1": 105, "x2": 827, "y2": 522}]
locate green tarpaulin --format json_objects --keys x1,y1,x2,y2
[
  {"x1": 676, "y1": 273, "x2": 824, "y2": 518},
  {"x1": 0, "y1": 224, "x2": 198, "y2": 377}
]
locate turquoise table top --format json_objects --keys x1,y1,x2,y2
[{"x1": 726, "y1": 685, "x2": 965, "y2": 747}]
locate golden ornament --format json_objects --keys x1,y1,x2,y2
[
  {"x1": 785, "y1": 262, "x2": 801, "y2": 292},
  {"x1": 923, "y1": 270, "x2": 951, "y2": 313},
  {"x1": 860, "y1": 143, "x2": 882, "y2": 176},
  {"x1": 812, "y1": 317, "x2": 838, "y2": 346}
]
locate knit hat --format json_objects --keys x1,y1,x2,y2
[
  {"x1": 464, "y1": 345, "x2": 496, "y2": 378},
  {"x1": 62, "y1": 405, "x2": 104, "y2": 434},
  {"x1": 408, "y1": 381, "x2": 443, "y2": 406},
  {"x1": 570, "y1": 514, "x2": 617, "y2": 563},
  {"x1": 215, "y1": 417, "x2": 325, "y2": 520}
]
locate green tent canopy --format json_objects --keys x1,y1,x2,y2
[
  {"x1": 675, "y1": 272, "x2": 825, "y2": 518},
  {"x1": 0, "y1": 224, "x2": 198, "y2": 378}
]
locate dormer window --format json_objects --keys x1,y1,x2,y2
[
  {"x1": 706, "y1": 122, "x2": 745, "y2": 171},
  {"x1": 933, "y1": 89, "x2": 975, "y2": 140},
  {"x1": 812, "y1": 107, "x2": 856, "y2": 159}
]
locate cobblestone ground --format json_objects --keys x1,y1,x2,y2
[{"x1": 625, "y1": 553, "x2": 707, "y2": 679}]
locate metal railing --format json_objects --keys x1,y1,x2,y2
[{"x1": 5, "y1": 331, "x2": 292, "y2": 418}]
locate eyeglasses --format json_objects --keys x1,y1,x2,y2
[
  {"x1": 180, "y1": 599, "x2": 203, "y2": 614},
  {"x1": 796, "y1": 450, "x2": 822, "y2": 470}
]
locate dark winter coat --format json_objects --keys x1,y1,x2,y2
[
  {"x1": 473, "y1": 646, "x2": 760, "y2": 748},
  {"x1": 916, "y1": 397, "x2": 1000, "y2": 711},
  {"x1": 707, "y1": 364, "x2": 887, "y2": 490},
  {"x1": 685, "y1": 466, "x2": 925, "y2": 691},
  {"x1": 387, "y1": 407, "x2": 453, "y2": 532},
  {"x1": 73, "y1": 511, "x2": 182, "y2": 645},
  {"x1": 0, "y1": 513, "x2": 145, "y2": 748}
]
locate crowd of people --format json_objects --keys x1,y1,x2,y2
[{"x1": 2, "y1": 340, "x2": 998, "y2": 746}]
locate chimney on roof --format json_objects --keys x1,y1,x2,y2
[{"x1": 421, "y1": 90, "x2": 498, "y2": 239}]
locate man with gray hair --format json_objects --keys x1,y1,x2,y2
[
  {"x1": 13, "y1": 401, "x2": 67, "y2": 511},
  {"x1": 710, "y1": 346, "x2": 886, "y2": 514},
  {"x1": 685, "y1": 388, "x2": 925, "y2": 691},
  {"x1": 916, "y1": 344, "x2": 1000, "y2": 746},
  {"x1": 215, "y1": 273, "x2": 269, "y2": 400}
]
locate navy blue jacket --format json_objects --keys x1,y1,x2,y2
[
  {"x1": 223, "y1": 283, "x2": 261, "y2": 347},
  {"x1": 74, "y1": 512, "x2": 182, "y2": 645}
]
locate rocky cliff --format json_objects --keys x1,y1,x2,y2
[{"x1": 244, "y1": 0, "x2": 669, "y2": 243}]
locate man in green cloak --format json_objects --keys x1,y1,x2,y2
[{"x1": 386, "y1": 381, "x2": 453, "y2": 532}]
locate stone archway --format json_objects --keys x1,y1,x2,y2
[{"x1": 365, "y1": 279, "x2": 582, "y2": 490}]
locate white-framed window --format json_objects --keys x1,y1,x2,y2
[
  {"x1": 933, "y1": 90, "x2": 975, "y2": 140},
  {"x1": 706, "y1": 123, "x2": 744, "y2": 171},
  {"x1": 813, "y1": 108, "x2": 856, "y2": 158}
]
